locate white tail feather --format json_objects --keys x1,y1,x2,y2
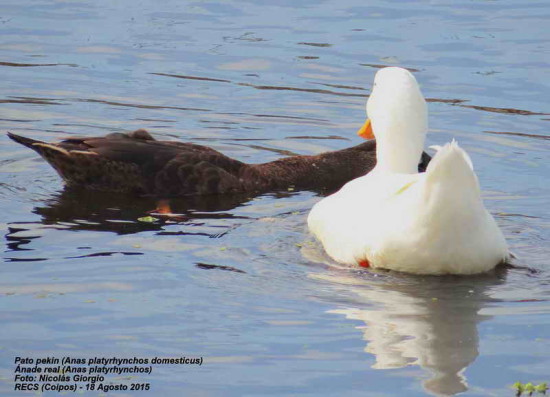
[{"x1": 427, "y1": 140, "x2": 475, "y2": 180}]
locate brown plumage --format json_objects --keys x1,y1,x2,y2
[{"x1": 8, "y1": 129, "x2": 431, "y2": 197}]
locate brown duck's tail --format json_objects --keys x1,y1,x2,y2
[{"x1": 7, "y1": 132, "x2": 45, "y2": 151}]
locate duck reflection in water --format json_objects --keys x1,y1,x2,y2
[
  {"x1": 308, "y1": 255, "x2": 507, "y2": 396},
  {"x1": 31, "y1": 188, "x2": 259, "y2": 235}
]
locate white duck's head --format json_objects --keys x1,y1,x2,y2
[{"x1": 357, "y1": 67, "x2": 427, "y2": 174}]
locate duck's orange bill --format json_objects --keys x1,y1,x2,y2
[{"x1": 357, "y1": 119, "x2": 374, "y2": 140}]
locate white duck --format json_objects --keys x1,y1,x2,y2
[{"x1": 307, "y1": 67, "x2": 509, "y2": 275}]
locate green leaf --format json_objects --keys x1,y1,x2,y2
[
  {"x1": 535, "y1": 383, "x2": 548, "y2": 393},
  {"x1": 524, "y1": 383, "x2": 535, "y2": 393},
  {"x1": 512, "y1": 382, "x2": 524, "y2": 392},
  {"x1": 137, "y1": 216, "x2": 158, "y2": 223}
]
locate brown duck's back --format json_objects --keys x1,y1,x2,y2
[{"x1": 7, "y1": 129, "x2": 430, "y2": 197}]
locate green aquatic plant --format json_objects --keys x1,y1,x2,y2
[
  {"x1": 535, "y1": 383, "x2": 548, "y2": 394},
  {"x1": 525, "y1": 383, "x2": 536, "y2": 395},
  {"x1": 137, "y1": 215, "x2": 159, "y2": 223},
  {"x1": 513, "y1": 382, "x2": 523, "y2": 392},
  {"x1": 512, "y1": 381, "x2": 548, "y2": 396}
]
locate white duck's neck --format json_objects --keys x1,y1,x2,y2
[
  {"x1": 366, "y1": 67, "x2": 428, "y2": 174},
  {"x1": 373, "y1": 119, "x2": 427, "y2": 174}
]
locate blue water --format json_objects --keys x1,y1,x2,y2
[{"x1": 1, "y1": 0, "x2": 549, "y2": 396}]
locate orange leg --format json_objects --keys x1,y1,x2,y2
[
  {"x1": 358, "y1": 259, "x2": 370, "y2": 268},
  {"x1": 147, "y1": 200, "x2": 187, "y2": 221},
  {"x1": 152, "y1": 199, "x2": 172, "y2": 215}
]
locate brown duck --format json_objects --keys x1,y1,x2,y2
[{"x1": 8, "y1": 129, "x2": 430, "y2": 197}]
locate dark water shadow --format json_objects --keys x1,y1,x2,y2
[
  {"x1": 4, "y1": 187, "x2": 314, "y2": 262},
  {"x1": 29, "y1": 188, "x2": 256, "y2": 235},
  {"x1": 3, "y1": 170, "x2": 339, "y2": 258},
  {"x1": 0, "y1": 61, "x2": 78, "y2": 68},
  {"x1": 149, "y1": 71, "x2": 548, "y2": 116},
  {"x1": 483, "y1": 130, "x2": 550, "y2": 141},
  {"x1": 3, "y1": 188, "x2": 257, "y2": 258}
]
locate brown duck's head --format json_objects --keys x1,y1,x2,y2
[{"x1": 418, "y1": 151, "x2": 431, "y2": 172}]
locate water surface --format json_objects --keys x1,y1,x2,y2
[{"x1": 1, "y1": 0, "x2": 549, "y2": 396}]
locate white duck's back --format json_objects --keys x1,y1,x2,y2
[{"x1": 308, "y1": 141, "x2": 508, "y2": 274}]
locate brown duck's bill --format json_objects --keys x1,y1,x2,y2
[{"x1": 357, "y1": 119, "x2": 374, "y2": 139}]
